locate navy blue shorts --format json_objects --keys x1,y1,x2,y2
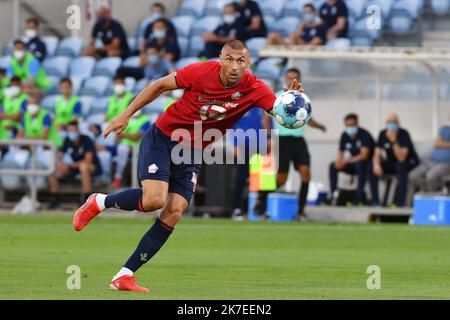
[{"x1": 137, "y1": 124, "x2": 201, "y2": 203}]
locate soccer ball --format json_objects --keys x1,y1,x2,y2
[{"x1": 273, "y1": 91, "x2": 312, "y2": 129}]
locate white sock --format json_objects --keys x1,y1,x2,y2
[
  {"x1": 112, "y1": 267, "x2": 133, "y2": 281},
  {"x1": 95, "y1": 193, "x2": 107, "y2": 210}
]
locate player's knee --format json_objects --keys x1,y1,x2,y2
[
  {"x1": 141, "y1": 194, "x2": 166, "y2": 212},
  {"x1": 162, "y1": 202, "x2": 185, "y2": 223}
]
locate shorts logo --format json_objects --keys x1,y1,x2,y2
[
  {"x1": 231, "y1": 91, "x2": 242, "y2": 100},
  {"x1": 191, "y1": 172, "x2": 197, "y2": 192},
  {"x1": 148, "y1": 164, "x2": 159, "y2": 174}
]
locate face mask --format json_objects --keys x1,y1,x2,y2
[
  {"x1": 67, "y1": 131, "x2": 79, "y2": 142},
  {"x1": 113, "y1": 84, "x2": 126, "y2": 95},
  {"x1": 345, "y1": 126, "x2": 358, "y2": 137},
  {"x1": 387, "y1": 122, "x2": 398, "y2": 132},
  {"x1": 4, "y1": 86, "x2": 20, "y2": 97},
  {"x1": 153, "y1": 29, "x2": 166, "y2": 39},
  {"x1": 14, "y1": 50, "x2": 25, "y2": 60},
  {"x1": 27, "y1": 104, "x2": 39, "y2": 115},
  {"x1": 25, "y1": 29, "x2": 37, "y2": 39},
  {"x1": 147, "y1": 54, "x2": 159, "y2": 64},
  {"x1": 223, "y1": 15, "x2": 236, "y2": 24},
  {"x1": 303, "y1": 13, "x2": 315, "y2": 24},
  {"x1": 151, "y1": 12, "x2": 162, "y2": 20}
]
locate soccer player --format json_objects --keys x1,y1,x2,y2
[{"x1": 72, "y1": 40, "x2": 302, "y2": 292}]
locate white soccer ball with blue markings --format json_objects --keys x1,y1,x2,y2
[{"x1": 273, "y1": 91, "x2": 312, "y2": 129}]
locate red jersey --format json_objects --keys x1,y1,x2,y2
[{"x1": 155, "y1": 61, "x2": 276, "y2": 148}]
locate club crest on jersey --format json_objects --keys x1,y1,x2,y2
[
  {"x1": 148, "y1": 164, "x2": 159, "y2": 173},
  {"x1": 231, "y1": 91, "x2": 242, "y2": 100}
]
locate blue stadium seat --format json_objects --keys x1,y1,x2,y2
[
  {"x1": 86, "y1": 113, "x2": 105, "y2": 125},
  {"x1": 26, "y1": 149, "x2": 53, "y2": 190},
  {"x1": 188, "y1": 36, "x2": 205, "y2": 57},
  {"x1": 127, "y1": 37, "x2": 137, "y2": 52},
  {"x1": 204, "y1": 0, "x2": 234, "y2": 16},
  {"x1": 271, "y1": 17, "x2": 300, "y2": 38},
  {"x1": 281, "y1": 0, "x2": 304, "y2": 18},
  {"x1": 90, "y1": 96, "x2": 109, "y2": 114},
  {"x1": 259, "y1": 0, "x2": 285, "y2": 18},
  {"x1": 41, "y1": 36, "x2": 59, "y2": 57},
  {"x1": 79, "y1": 96, "x2": 95, "y2": 116},
  {"x1": 175, "y1": 56, "x2": 200, "y2": 70},
  {"x1": 69, "y1": 56, "x2": 96, "y2": 80},
  {"x1": 0, "y1": 150, "x2": 27, "y2": 190},
  {"x1": 177, "y1": 36, "x2": 189, "y2": 57},
  {"x1": 309, "y1": 0, "x2": 326, "y2": 10},
  {"x1": 70, "y1": 76, "x2": 84, "y2": 95},
  {"x1": 143, "y1": 96, "x2": 169, "y2": 114},
  {"x1": 326, "y1": 38, "x2": 351, "y2": 50},
  {"x1": 349, "y1": 17, "x2": 379, "y2": 45},
  {"x1": 255, "y1": 58, "x2": 284, "y2": 80},
  {"x1": 263, "y1": 15, "x2": 277, "y2": 33},
  {"x1": 177, "y1": 0, "x2": 207, "y2": 17},
  {"x1": 391, "y1": 0, "x2": 422, "y2": 19},
  {"x1": 171, "y1": 16, "x2": 195, "y2": 37},
  {"x1": 190, "y1": 16, "x2": 222, "y2": 37},
  {"x1": 46, "y1": 76, "x2": 61, "y2": 95},
  {"x1": 79, "y1": 76, "x2": 111, "y2": 97},
  {"x1": 346, "y1": 0, "x2": 366, "y2": 19},
  {"x1": 55, "y1": 37, "x2": 83, "y2": 57},
  {"x1": 96, "y1": 151, "x2": 112, "y2": 183},
  {"x1": 387, "y1": 9, "x2": 414, "y2": 35},
  {"x1": 0, "y1": 55, "x2": 11, "y2": 69},
  {"x1": 134, "y1": 78, "x2": 148, "y2": 94},
  {"x1": 92, "y1": 57, "x2": 122, "y2": 77},
  {"x1": 246, "y1": 37, "x2": 267, "y2": 58},
  {"x1": 41, "y1": 95, "x2": 59, "y2": 112},
  {"x1": 121, "y1": 55, "x2": 140, "y2": 68},
  {"x1": 42, "y1": 56, "x2": 70, "y2": 77},
  {"x1": 366, "y1": 0, "x2": 394, "y2": 19},
  {"x1": 431, "y1": 0, "x2": 450, "y2": 15}
]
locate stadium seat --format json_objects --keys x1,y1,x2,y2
[
  {"x1": 90, "y1": 96, "x2": 109, "y2": 114},
  {"x1": 271, "y1": 17, "x2": 300, "y2": 38},
  {"x1": 187, "y1": 36, "x2": 205, "y2": 57},
  {"x1": 190, "y1": 16, "x2": 222, "y2": 37},
  {"x1": 41, "y1": 95, "x2": 59, "y2": 112},
  {"x1": 86, "y1": 113, "x2": 105, "y2": 125},
  {"x1": 387, "y1": 9, "x2": 415, "y2": 35},
  {"x1": 326, "y1": 38, "x2": 351, "y2": 50},
  {"x1": 121, "y1": 55, "x2": 140, "y2": 68},
  {"x1": 127, "y1": 37, "x2": 137, "y2": 52},
  {"x1": 281, "y1": 0, "x2": 304, "y2": 18},
  {"x1": 171, "y1": 16, "x2": 195, "y2": 37},
  {"x1": 0, "y1": 149, "x2": 29, "y2": 190},
  {"x1": 391, "y1": 0, "x2": 422, "y2": 19},
  {"x1": 431, "y1": 0, "x2": 450, "y2": 15},
  {"x1": 134, "y1": 78, "x2": 148, "y2": 94},
  {"x1": 70, "y1": 76, "x2": 84, "y2": 95},
  {"x1": 177, "y1": 0, "x2": 207, "y2": 17},
  {"x1": 79, "y1": 96, "x2": 95, "y2": 116},
  {"x1": 245, "y1": 37, "x2": 267, "y2": 58},
  {"x1": 346, "y1": 0, "x2": 366, "y2": 19},
  {"x1": 41, "y1": 36, "x2": 59, "y2": 57},
  {"x1": 26, "y1": 149, "x2": 53, "y2": 190},
  {"x1": 259, "y1": 0, "x2": 285, "y2": 18},
  {"x1": 42, "y1": 56, "x2": 70, "y2": 77},
  {"x1": 46, "y1": 75, "x2": 61, "y2": 95},
  {"x1": 263, "y1": 15, "x2": 277, "y2": 33},
  {"x1": 204, "y1": 0, "x2": 234, "y2": 16},
  {"x1": 79, "y1": 76, "x2": 111, "y2": 97},
  {"x1": 177, "y1": 36, "x2": 189, "y2": 57},
  {"x1": 69, "y1": 56, "x2": 96, "y2": 80},
  {"x1": 0, "y1": 55, "x2": 11, "y2": 69},
  {"x1": 92, "y1": 57, "x2": 122, "y2": 77},
  {"x1": 55, "y1": 36, "x2": 83, "y2": 57},
  {"x1": 143, "y1": 96, "x2": 169, "y2": 114},
  {"x1": 366, "y1": 0, "x2": 394, "y2": 19},
  {"x1": 255, "y1": 58, "x2": 284, "y2": 80},
  {"x1": 96, "y1": 150, "x2": 112, "y2": 183},
  {"x1": 175, "y1": 56, "x2": 200, "y2": 70}
]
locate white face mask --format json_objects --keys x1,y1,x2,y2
[
  {"x1": 24, "y1": 29, "x2": 37, "y2": 39},
  {"x1": 27, "y1": 104, "x2": 39, "y2": 115},
  {"x1": 5, "y1": 86, "x2": 21, "y2": 97},
  {"x1": 14, "y1": 50, "x2": 25, "y2": 60},
  {"x1": 113, "y1": 84, "x2": 126, "y2": 95},
  {"x1": 223, "y1": 15, "x2": 236, "y2": 24}
]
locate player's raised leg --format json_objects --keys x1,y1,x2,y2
[{"x1": 110, "y1": 192, "x2": 189, "y2": 292}]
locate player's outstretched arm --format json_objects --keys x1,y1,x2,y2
[{"x1": 103, "y1": 73, "x2": 179, "y2": 138}]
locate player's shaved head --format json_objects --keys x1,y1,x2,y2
[{"x1": 219, "y1": 40, "x2": 251, "y2": 87}]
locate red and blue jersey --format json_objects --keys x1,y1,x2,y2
[{"x1": 155, "y1": 61, "x2": 276, "y2": 148}]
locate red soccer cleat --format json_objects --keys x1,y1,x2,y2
[
  {"x1": 110, "y1": 275, "x2": 149, "y2": 292},
  {"x1": 73, "y1": 193, "x2": 102, "y2": 232}
]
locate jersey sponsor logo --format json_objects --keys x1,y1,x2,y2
[
  {"x1": 148, "y1": 163, "x2": 159, "y2": 173},
  {"x1": 200, "y1": 105, "x2": 228, "y2": 121}
]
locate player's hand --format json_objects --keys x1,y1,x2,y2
[
  {"x1": 373, "y1": 164, "x2": 383, "y2": 176},
  {"x1": 103, "y1": 115, "x2": 129, "y2": 138},
  {"x1": 284, "y1": 79, "x2": 304, "y2": 93}
]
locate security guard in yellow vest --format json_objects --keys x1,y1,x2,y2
[
  {"x1": 106, "y1": 76, "x2": 135, "y2": 123},
  {"x1": 0, "y1": 77, "x2": 27, "y2": 139},
  {"x1": 7, "y1": 40, "x2": 50, "y2": 90}
]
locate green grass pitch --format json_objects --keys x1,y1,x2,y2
[{"x1": 0, "y1": 213, "x2": 449, "y2": 300}]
